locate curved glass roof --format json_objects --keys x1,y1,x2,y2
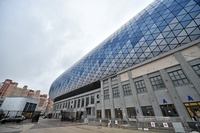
[{"x1": 49, "y1": 0, "x2": 200, "y2": 100}]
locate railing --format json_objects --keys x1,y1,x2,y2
[
  {"x1": 135, "y1": 116, "x2": 190, "y2": 132},
  {"x1": 84, "y1": 116, "x2": 192, "y2": 133}
]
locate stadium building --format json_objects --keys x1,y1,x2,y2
[{"x1": 49, "y1": 0, "x2": 200, "y2": 121}]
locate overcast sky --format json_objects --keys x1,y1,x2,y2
[{"x1": 0, "y1": 0, "x2": 154, "y2": 95}]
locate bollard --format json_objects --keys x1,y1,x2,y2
[{"x1": 108, "y1": 123, "x2": 110, "y2": 128}]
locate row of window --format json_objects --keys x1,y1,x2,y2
[
  {"x1": 54, "y1": 95, "x2": 95, "y2": 110},
  {"x1": 104, "y1": 64, "x2": 200, "y2": 99},
  {"x1": 54, "y1": 64, "x2": 200, "y2": 110},
  {"x1": 100, "y1": 101, "x2": 200, "y2": 119},
  {"x1": 103, "y1": 76, "x2": 118, "y2": 84},
  {"x1": 98, "y1": 104, "x2": 181, "y2": 119}
]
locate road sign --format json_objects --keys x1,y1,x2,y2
[
  {"x1": 163, "y1": 123, "x2": 169, "y2": 127},
  {"x1": 151, "y1": 122, "x2": 156, "y2": 127}
]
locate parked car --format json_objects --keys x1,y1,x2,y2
[{"x1": 0, "y1": 115, "x2": 25, "y2": 124}]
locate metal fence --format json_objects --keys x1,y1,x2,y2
[
  {"x1": 135, "y1": 116, "x2": 190, "y2": 132},
  {"x1": 84, "y1": 116, "x2": 192, "y2": 133}
]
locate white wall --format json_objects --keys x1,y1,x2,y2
[{"x1": 0, "y1": 96, "x2": 39, "y2": 116}]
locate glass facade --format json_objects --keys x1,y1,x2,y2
[{"x1": 49, "y1": 0, "x2": 200, "y2": 100}]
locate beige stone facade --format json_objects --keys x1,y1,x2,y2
[
  {"x1": 0, "y1": 79, "x2": 41, "y2": 99},
  {"x1": 45, "y1": 98, "x2": 53, "y2": 113}
]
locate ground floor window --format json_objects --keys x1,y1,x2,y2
[
  {"x1": 86, "y1": 108, "x2": 91, "y2": 115},
  {"x1": 127, "y1": 107, "x2": 136, "y2": 118},
  {"x1": 160, "y1": 104, "x2": 178, "y2": 117},
  {"x1": 184, "y1": 101, "x2": 200, "y2": 118},
  {"x1": 141, "y1": 106, "x2": 155, "y2": 116},
  {"x1": 76, "y1": 112, "x2": 83, "y2": 120},
  {"x1": 105, "y1": 109, "x2": 111, "y2": 119},
  {"x1": 115, "y1": 108, "x2": 122, "y2": 119},
  {"x1": 97, "y1": 110, "x2": 101, "y2": 118}
]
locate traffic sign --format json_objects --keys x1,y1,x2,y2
[
  {"x1": 163, "y1": 123, "x2": 169, "y2": 127},
  {"x1": 151, "y1": 122, "x2": 156, "y2": 127}
]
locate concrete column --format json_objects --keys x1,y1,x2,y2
[
  {"x1": 100, "y1": 81, "x2": 105, "y2": 119},
  {"x1": 94, "y1": 94, "x2": 97, "y2": 118},
  {"x1": 143, "y1": 75, "x2": 163, "y2": 116},
  {"x1": 117, "y1": 74, "x2": 128, "y2": 120},
  {"x1": 108, "y1": 78, "x2": 115, "y2": 119},
  {"x1": 174, "y1": 52, "x2": 200, "y2": 95},
  {"x1": 83, "y1": 96, "x2": 86, "y2": 107},
  {"x1": 159, "y1": 69, "x2": 190, "y2": 119},
  {"x1": 127, "y1": 71, "x2": 143, "y2": 116},
  {"x1": 89, "y1": 95, "x2": 91, "y2": 106},
  {"x1": 74, "y1": 99, "x2": 78, "y2": 119}
]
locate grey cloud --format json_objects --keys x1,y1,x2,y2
[{"x1": 0, "y1": 0, "x2": 154, "y2": 94}]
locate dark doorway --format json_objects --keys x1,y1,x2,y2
[
  {"x1": 160, "y1": 104, "x2": 178, "y2": 117},
  {"x1": 184, "y1": 102, "x2": 200, "y2": 118}
]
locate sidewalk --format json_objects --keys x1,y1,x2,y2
[
  {"x1": 22, "y1": 125, "x2": 160, "y2": 133},
  {"x1": 0, "y1": 123, "x2": 161, "y2": 133},
  {"x1": 0, "y1": 123, "x2": 34, "y2": 133}
]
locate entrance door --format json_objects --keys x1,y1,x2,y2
[
  {"x1": 184, "y1": 102, "x2": 200, "y2": 118},
  {"x1": 97, "y1": 110, "x2": 101, "y2": 118},
  {"x1": 115, "y1": 108, "x2": 123, "y2": 119},
  {"x1": 105, "y1": 109, "x2": 111, "y2": 119},
  {"x1": 86, "y1": 108, "x2": 91, "y2": 115},
  {"x1": 160, "y1": 104, "x2": 179, "y2": 117},
  {"x1": 76, "y1": 111, "x2": 83, "y2": 120}
]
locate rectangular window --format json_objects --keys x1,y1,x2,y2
[
  {"x1": 111, "y1": 76, "x2": 117, "y2": 82},
  {"x1": 74, "y1": 100, "x2": 77, "y2": 108},
  {"x1": 184, "y1": 102, "x2": 200, "y2": 118},
  {"x1": 81, "y1": 98, "x2": 85, "y2": 107},
  {"x1": 104, "y1": 89, "x2": 109, "y2": 99},
  {"x1": 141, "y1": 106, "x2": 155, "y2": 116},
  {"x1": 168, "y1": 69, "x2": 189, "y2": 86},
  {"x1": 112, "y1": 87, "x2": 120, "y2": 98},
  {"x1": 192, "y1": 64, "x2": 200, "y2": 78},
  {"x1": 103, "y1": 80, "x2": 108, "y2": 84},
  {"x1": 65, "y1": 102, "x2": 68, "y2": 108},
  {"x1": 150, "y1": 75, "x2": 165, "y2": 90},
  {"x1": 160, "y1": 104, "x2": 178, "y2": 117},
  {"x1": 127, "y1": 107, "x2": 136, "y2": 118},
  {"x1": 23, "y1": 102, "x2": 37, "y2": 112},
  {"x1": 115, "y1": 108, "x2": 123, "y2": 119},
  {"x1": 123, "y1": 84, "x2": 132, "y2": 96},
  {"x1": 105, "y1": 109, "x2": 111, "y2": 119},
  {"x1": 135, "y1": 80, "x2": 147, "y2": 93},
  {"x1": 86, "y1": 97, "x2": 89, "y2": 106},
  {"x1": 68, "y1": 102, "x2": 70, "y2": 108},
  {"x1": 62, "y1": 102, "x2": 65, "y2": 108},
  {"x1": 77, "y1": 99, "x2": 80, "y2": 108},
  {"x1": 91, "y1": 95, "x2": 94, "y2": 104},
  {"x1": 97, "y1": 110, "x2": 101, "y2": 118},
  {"x1": 86, "y1": 108, "x2": 91, "y2": 115}
]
